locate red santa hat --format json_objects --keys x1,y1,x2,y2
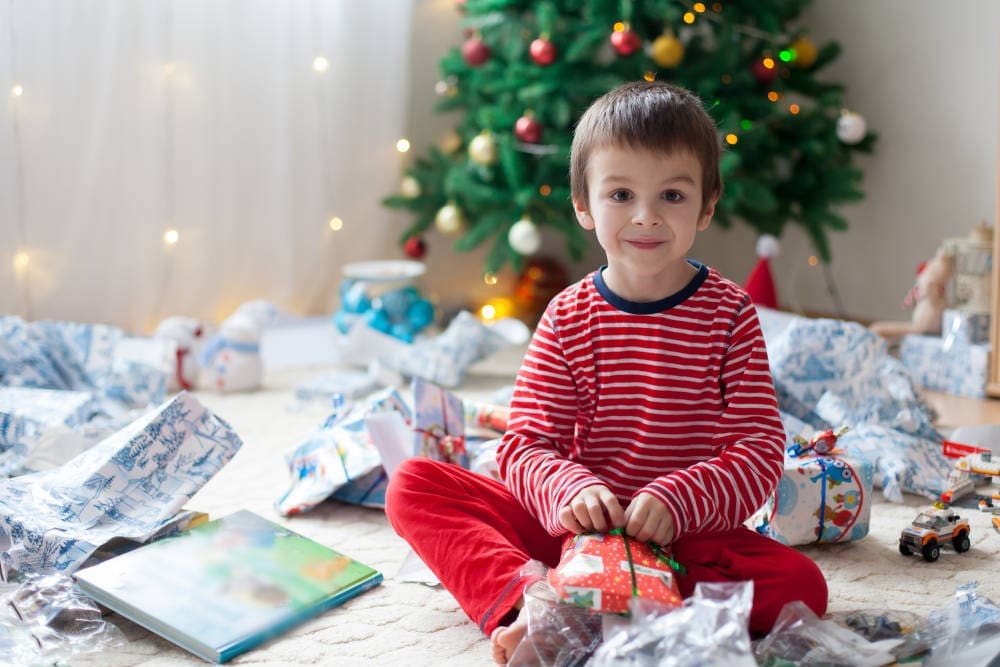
[{"x1": 744, "y1": 235, "x2": 779, "y2": 309}]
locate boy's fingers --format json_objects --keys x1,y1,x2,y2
[
  {"x1": 559, "y1": 506, "x2": 584, "y2": 534},
  {"x1": 604, "y1": 495, "x2": 626, "y2": 528}
]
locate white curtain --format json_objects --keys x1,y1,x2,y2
[{"x1": 0, "y1": 0, "x2": 414, "y2": 333}]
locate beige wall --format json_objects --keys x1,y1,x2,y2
[{"x1": 402, "y1": 0, "x2": 999, "y2": 322}]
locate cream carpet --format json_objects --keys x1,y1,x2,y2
[{"x1": 73, "y1": 348, "x2": 1000, "y2": 667}]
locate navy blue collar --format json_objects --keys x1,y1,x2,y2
[{"x1": 593, "y1": 261, "x2": 708, "y2": 314}]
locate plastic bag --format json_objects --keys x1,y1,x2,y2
[
  {"x1": 922, "y1": 581, "x2": 1000, "y2": 666},
  {"x1": 0, "y1": 573, "x2": 125, "y2": 665},
  {"x1": 753, "y1": 600, "x2": 902, "y2": 666},
  {"x1": 590, "y1": 580, "x2": 755, "y2": 666},
  {"x1": 506, "y1": 561, "x2": 603, "y2": 667}
]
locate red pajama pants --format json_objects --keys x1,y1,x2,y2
[{"x1": 385, "y1": 457, "x2": 828, "y2": 637}]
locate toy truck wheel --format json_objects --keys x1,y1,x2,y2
[
  {"x1": 898, "y1": 542, "x2": 913, "y2": 556},
  {"x1": 921, "y1": 540, "x2": 940, "y2": 562},
  {"x1": 953, "y1": 532, "x2": 971, "y2": 553}
]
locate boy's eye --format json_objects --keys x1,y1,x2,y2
[
  {"x1": 662, "y1": 190, "x2": 684, "y2": 202},
  {"x1": 610, "y1": 190, "x2": 632, "y2": 202}
]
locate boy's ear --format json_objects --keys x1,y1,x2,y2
[
  {"x1": 573, "y1": 197, "x2": 594, "y2": 230},
  {"x1": 697, "y1": 192, "x2": 720, "y2": 231}
]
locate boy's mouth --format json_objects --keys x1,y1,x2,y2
[{"x1": 626, "y1": 239, "x2": 665, "y2": 249}]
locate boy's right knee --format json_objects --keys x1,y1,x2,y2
[{"x1": 385, "y1": 457, "x2": 437, "y2": 525}]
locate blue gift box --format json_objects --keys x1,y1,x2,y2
[
  {"x1": 899, "y1": 334, "x2": 989, "y2": 398},
  {"x1": 942, "y1": 308, "x2": 991, "y2": 345}
]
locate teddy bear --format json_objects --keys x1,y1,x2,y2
[{"x1": 870, "y1": 247, "x2": 955, "y2": 342}]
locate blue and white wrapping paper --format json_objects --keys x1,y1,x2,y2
[
  {"x1": 899, "y1": 333, "x2": 989, "y2": 399},
  {"x1": 0, "y1": 317, "x2": 169, "y2": 409},
  {"x1": 275, "y1": 388, "x2": 411, "y2": 515},
  {"x1": 942, "y1": 308, "x2": 991, "y2": 345},
  {"x1": 0, "y1": 392, "x2": 242, "y2": 580},
  {"x1": 761, "y1": 312, "x2": 951, "y2": 502}
]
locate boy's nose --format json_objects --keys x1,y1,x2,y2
[{"x1": 632, "y1": 208, "x2": 663, "y2": 226}]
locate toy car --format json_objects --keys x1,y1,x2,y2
[{"x1": 898, "y1": 504, "x2": 971, "y2": 562}]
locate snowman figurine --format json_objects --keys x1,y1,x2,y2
[
  {"x1": 153, "y1": 316, "x2": 206, "y2": 392},
  {"x1": 198, "y1": 313, "x2": 263, "y2": 392}
]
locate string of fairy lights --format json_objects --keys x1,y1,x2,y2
[{"x1": 4, "y1": 3, "x2": 415, "y2": 329}]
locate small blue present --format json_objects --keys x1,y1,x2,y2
[
  {"x1": 899, "y1": 334, "x2": 988, "y2": 398},
  {"x1": 942, "y1": 308, "x2": 991, "y2": 345}
]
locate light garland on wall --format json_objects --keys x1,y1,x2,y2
[{"x1": 8, "y1": 5, "x2": 32, "y2": 320}]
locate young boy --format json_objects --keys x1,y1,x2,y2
[{"x1": 386, "y1": 80, "x2": 827, "y2": 664}]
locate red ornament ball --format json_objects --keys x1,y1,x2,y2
[
  {"x1": 610, "y1": 29, "x2": 641, "y2": 56},
  {"x1": 529, "y1": 37, "x2": 557, "y2": 66},
  {"x1": 461, "y1": 36, "x2": 491, "y2": 67},
  {"x1": 751, "y1": 58, "x2": 779, "y2": 84},
  {"x1": 403, "y1": 236, "x2": 427, "y2": 259},
  {"x1": 514, "y1": 115, "x2": 543, "y2": 144}
]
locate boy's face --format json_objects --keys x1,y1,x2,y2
[{"x1": 573, "y1": 145, "x2": 717, "y2": 302}]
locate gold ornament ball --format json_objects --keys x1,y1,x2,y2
[
  {"x1": 400, "y1": 176, "x2": 421, "y2": 198},
  {"x1": 651, "y1": 34, "x2": 684, "y2": 68},
  {"x1": 468, "y1": 132, "x2": 498, "y2": 166},
  {"x1": 439, "y1": 131, "x2": 462, "y2": 154},
  {"x1": 790, "y1": 36, "x2": 817, "y2": 68},
  {"x1": 435, "y1": 203, "x2": 465, "y2": 235}
]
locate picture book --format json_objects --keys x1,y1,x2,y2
[{"x1": 74, "y1": 509, "x2": 383, "y2": 663}]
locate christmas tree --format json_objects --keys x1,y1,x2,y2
[{"x1": 383, "y1": 0, "x2": 875, "y2": 276}]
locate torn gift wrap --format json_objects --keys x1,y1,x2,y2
[
  {"x1": 548, "y1": 531, "x2": 683, "y2": 615},
  {"x1": 275, "y1": 388, "x2": 411, "y2": 515},
  {"x1": 0, "y1": 392, "x2": 242, "y2": 581},
  {"x1": 751, "y1": 444, "x2": 874, "y2": 546},
  {"x1": 413, "y1": 379, "x2": 467, "y2": 467}
]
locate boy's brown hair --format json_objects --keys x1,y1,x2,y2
[{"x1": 570, "y1": 80, "x2": 722, "y2": 214}]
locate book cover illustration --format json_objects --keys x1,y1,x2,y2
[{"x1": 74, "y1": 509, "x2": 383, "y2": 662}]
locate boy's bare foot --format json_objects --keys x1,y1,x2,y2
[{"x1": 490, "y1": 607, "x2": 528, "y2": 665}]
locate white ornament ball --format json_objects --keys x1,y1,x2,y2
[
  {"x1": 836, "y1": 111, "x2": 867, "y2": 145},
  {"x1": 400, "y1": 176, "x2": 421, "y2": 198},
  {"x1": 756, "y1": 234, "x2": 780, "y2": 259},
  {"x1": 508, "y1": 218, "x2": 542, "y2": 255},
  {"x1": 468, "y1": 132, "x2": 497, "y2": 165},
  {"x1": 435, "y1": 203, "x2": 465, "y2": 235}
]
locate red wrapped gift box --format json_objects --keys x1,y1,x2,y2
[{"x1": 547, "y1": 531, "x2": 683, "y2": 615}]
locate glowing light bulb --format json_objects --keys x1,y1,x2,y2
[
  {"x1": 13, "y1": 251, "x2": 30, "y2": 272},
  {"x1": 778, "y1": 49, "x2": 793, "y2": 62},
  {"x1": 613, "y1": 22, "x2": 625, "y2": 32},
  {"x1": 11, "y1": 84, "x2": 23, "y2": 97},
  {"x1": 328, "y1": 216, "x2": 344, "y2": 231},
  {"x1": 740, "y1": 120, "x2": 752, "y2": 130},
  {"x1": 693, "y1": 2, "x2": 707, "y2": 12},
  {"x1": 712, "y1": 2, "x2": 723, "y2": 11},
  {"x1": 767, "y1": 91, "x2": 780, "y2": 102},
  {"x1": 539, "y1": 184, "x2": 552, "y2": 196},
  {"x1": 789, "y1": 103, "x2": 801, "y2": 115},
  {"x1": 725, "y1": 133, "x2": 738, "y2": 145},
  {"x1": 808, "y1": 255, "x2": 819, "y2": 267},
  {"x1": 683, "y1": 12, "x2": 696, "y2": 24},
  {"x1": 483, "y1": 272, "x2": 499, "y2": 286},
  {"x1": 313, "y1": 56, "x2": 329, "y2": 72},
  {"x1": 763, "y1": 57, "x2": 776, "y2": 69},
  {"x1": 643, "y1": 71, "x2": 655, "y2": 82},
  {"x1": 480, "y1": 304, "x2": 497, "y2": 320},
  {"x1": 396, "y1": 138, "x2": 411, "y2": 153},
  {"x1": 163, "y1": 229, "x2": 179, "y2": 245}
]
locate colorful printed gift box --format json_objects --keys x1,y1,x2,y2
[
  {"x1": 751, "y1": 447, "x2": 875, "y2": 546},
  {"x1": 899, "y1": 333, "x2": 989, "y2": 399},
  {"x1": 547, "y1": 532, "x2": 683, "y2": 615}
]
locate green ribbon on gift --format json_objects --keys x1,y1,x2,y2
[{"x1": 608, "y1": 527, "x2": 686, "y2": 601}]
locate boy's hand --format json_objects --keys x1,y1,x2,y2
[
  {"x1": 623, "y1": 492, "x2": 675, "y2": 546},
  {"x1": 559, "y1": 485, "x2": 625, "y2": 534}
]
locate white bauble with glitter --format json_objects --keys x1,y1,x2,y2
[
  {"x1": 836, "y1": 111, "x2": 867, "y2": 145},
  {"x1": 508, "y1": 218, "x2": 542, "y2": 255}
]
